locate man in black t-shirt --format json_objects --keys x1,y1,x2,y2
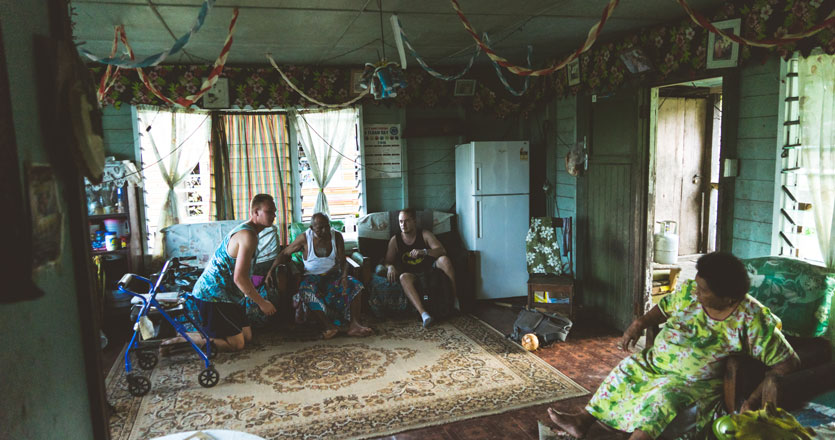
[{"x1": 384, "y1": 208, "x2": 458, "y2": 327}]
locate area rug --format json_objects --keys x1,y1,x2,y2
[{"x1": 107, "y1": 315, "x2": 588, "y2": 440}]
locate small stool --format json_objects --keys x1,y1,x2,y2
[{"x1": 527, "y1": 274, "x2": 574, "y2": 320}]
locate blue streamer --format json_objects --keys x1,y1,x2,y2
[
  {"x1": 397, "y1": 16, "x2": 480, "y2": 81},
  {"x1": 484, "y1": 34, "x2": 532, "y2": 97},
  {"x1": 79, "y1": 0, "x2": 215, "y2": 68}
]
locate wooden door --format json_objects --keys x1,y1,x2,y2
[
  {"x1": 578, "y1": 90, "x2": 649, "y2": 331},
  {"x1": 654, "y1": 98, "x2": 709, "y2": 255}
]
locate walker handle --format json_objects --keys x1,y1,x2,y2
[{"x1": 117, "y1": 273, "x2": 134, "y2": 290}]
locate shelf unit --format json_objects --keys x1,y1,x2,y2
[{"x1": 87, "y1": 183, "x2": 143, "y2": 274}]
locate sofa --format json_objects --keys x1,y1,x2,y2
[{"x1": 351, "y1": 210, "x2": 477, "y2": 318}]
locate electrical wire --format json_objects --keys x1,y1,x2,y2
[{"x1": 95, "y1": 113, "x2": 211, "y2": 186}]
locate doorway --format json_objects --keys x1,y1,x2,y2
[{"x1": 647, "y1": 78, "x2": 723, "y2": 303}]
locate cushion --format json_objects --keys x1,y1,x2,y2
[
  {"x1": 743, "y1": 256, "x2": 835, "y2": 338},
  {"x1": 526, "y1": 217, "x2": 563, "y2": 275}
]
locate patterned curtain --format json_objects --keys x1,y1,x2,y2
[
  {"x1": 209, "y1": 113, "x2": 233, "y2": 221},
  {"x1": 223, "y1": 113, "x2": 293, "y2": 245}
]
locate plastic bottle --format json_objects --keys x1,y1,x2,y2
[{"x1": 116, "y1": 186, "x2": 125, "y2": 213}]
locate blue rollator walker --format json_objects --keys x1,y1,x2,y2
[{"x1": 117, "y1": 257, "x2": 218, "y2": 396}]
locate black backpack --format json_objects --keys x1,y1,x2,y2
[
  {"x1": 508, "y1": 308, "x2": 573, "y2": 346},
  {"x1": 422, "y1": 268, "x2": 454, "y2": 320}
]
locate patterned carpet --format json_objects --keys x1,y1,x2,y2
[{"x1": 106, "y1": 315, "x2": 588, "y2": 440}]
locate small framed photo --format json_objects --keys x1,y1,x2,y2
[
  {"x1": 350, "y1": 69, "x2": 365, "y2": 95},
  {"x1": 201, "y1": 77, "x2": 229, "y2": 108},
  {"x1": 566, "y1": 58, "x2": 581, "y2": 86},
  {"x1": 707, "y1": 18, "x2": 740, "y2": 69},
  {"x1": 453, "y1": 79, "x2": 476, "y2": 96},
  {"x1": 619, "y1": 48, "x2": 652, "y2": 74}
]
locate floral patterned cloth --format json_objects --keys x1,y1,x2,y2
[
  {"x1": 526, "y1": 217, "x2": 563, "y2": 275},
  {"x1": 743, "y1": 256, "x2": 835, "y2": 338},
  {"x1": 586, "y1": 280, "x2": 798, "y2": 438},
  {"x1": 293, "y1": 271, "x2": 364, "y2": 326}
]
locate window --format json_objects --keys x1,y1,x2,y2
[
  {"x1": 136, "y1": 107, "x2": 211, "y2": 255},
  {"x1": 777, "y1": 53, "x2": 835, "y2": 264},
  {"x1": 295, "y1": 108, "x2": 364, "y2": 223}
]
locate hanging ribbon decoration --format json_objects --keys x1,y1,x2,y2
[
  {"x1": 675, "y1": 0, "x2": 835, "y2": 48},
  {"x1": 395, "y1": 16, "x2": 481, "y2": 81},
  {"x1": 97, "y1": 27, "x2": 122, "y2": 103},
  {"x1": 448, "y1": 0, "x2": 619, "y2": 77},
  {"x1": 484, "y1": 34, "x2": 532, "y2": 96},
  {"x1": 266, "y1": 54, "x2": 369, "y2": 108},
  {"x1": 103, "y1": 8, "x2": 238, "y2": 108},
  {"x1": 80, "y1": 0, "x2": 216, "y2": 68}
]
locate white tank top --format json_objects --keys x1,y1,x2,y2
[{"x1": 303, "y1": 228, "x2": 337, "y2": 275}]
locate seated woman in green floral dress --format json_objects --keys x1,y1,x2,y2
[{"x1": 548, "y1": 252, "x2": 800, "y2": 439}]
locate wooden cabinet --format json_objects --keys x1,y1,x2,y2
[{"x1": 527, "y1": 274, "x2": 574, "y2": 320}]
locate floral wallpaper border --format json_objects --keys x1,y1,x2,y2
[{"x1": 90, "y1": 0, "x2": 833, "y2": 119}]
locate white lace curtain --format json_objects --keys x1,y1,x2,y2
[
  {"x1": 292, "y1": 108, "x2": 357, "y2": 215},
  {"x1": 137, "y1": 108, "x2": 210, "y2": 258},
  {"x1": 799, "y1": 51, "x2": 835, "y2": 270}
]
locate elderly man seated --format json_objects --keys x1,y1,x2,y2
[{"x1": 268, "y1": 213, "x2": 372, "y2": 339}]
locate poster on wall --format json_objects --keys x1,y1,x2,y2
[
  {"x1": 28, "y1": 164, "x2": 63, "y2": 271},
  {"x1": 363, "y1": 124, "x2": 402, "y2": 178}
]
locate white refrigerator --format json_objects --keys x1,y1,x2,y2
[{"x1": 455, "y1": 141, "x2": 530, "y2": 300}]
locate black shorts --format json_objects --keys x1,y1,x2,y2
[{"x1": 195, "y1": 298, "x2": 249, "y2": 339}]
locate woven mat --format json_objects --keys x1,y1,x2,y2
[{"x1": 107, "y1": 315, "x2": 587, "y2": 440}]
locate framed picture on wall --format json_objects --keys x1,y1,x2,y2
[
  {"x1": 566, "y1": 58, "x2": 581, "y2": 86},
  {"x1": 201, "y1": 77, "x2": 229, "y2": 108},
  {"x1": 453, "y1": 79, "x2": 476, "y2": 96},
  {"x1": 707, "y1": 18, "x2": 740, "y2": 69},
  {"x1": 350, "y1": 69, "x2": 366, "y2": 95}
]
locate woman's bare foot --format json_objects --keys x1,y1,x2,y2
[
  {"x1": 322, "y1": 327, "x2": 339, "y2": 340},
  {"x1": 346, "y1": 322, "x2": 373, "y2": 337},
  {"x1": 547, "y1": 407, "x2": 594, "y2": 439}
]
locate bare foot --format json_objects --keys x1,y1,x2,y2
[
  {"x1": 547, "y1": 407, "x2": 593, "y2": 439},
  {"x1": 322, "y1": 327, "x2": 339, "y2": 340},
  {"x1": 346, "y1": 322, "x2": 373, "y2": 337}
]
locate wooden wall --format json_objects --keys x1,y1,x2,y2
[
  {"x1": 102, "y1": 105, "x2": 136, "y2": 161},
  {"x1": 361, "y1": 103, "x2": 405, "y2": 212},
  {"x1": 730, "y1": 57, "x2": 781, "y2": 258}
]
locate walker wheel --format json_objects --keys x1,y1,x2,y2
[
  {"x1": 198, "y1": 367, "x2": 220, "y2": 388},
  {"x1": 126, "y1": 373, "x2": 151, "y2": 396},
  {"x1": 136, "y1": 351, "x2": 158, "y2": 370}
]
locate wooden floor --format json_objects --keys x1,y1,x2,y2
[{"x1": 102, "y1": 300, "x2": 631, "y2": 440}]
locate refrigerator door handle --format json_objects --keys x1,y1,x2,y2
[
  {"x1": 475, "y1": 163, "x2": 482, "y2": 192},
  {"x1": 476, "y1": 199, "x2": 482, "y2": 238}
]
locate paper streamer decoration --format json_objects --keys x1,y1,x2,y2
[
  {"x1": 484, "y1": 34, "x2": 532, "y2": 96},
  {"x1": 80, "y1": 0, "x2": 216, "y2": 68},
  {"x1": 395, "y1": 16, "x2": 481, "y2": 81},
  {"x1": 675, "y1": 0, "x2": 835, "y2": 48},
  {"x1": 390, "y1": 15, "x2": 408, "y2": 69},
  {"x1": 266, "y1": 54, "x2": 369, "y2": 108},
  {"x1": 96, "y1": 27, "x2": 122, "y2": 103},
  {"x1": 449, "y1": 0, "x2": 619, "y2": 77},
  {"x1": 106, "y1": 8, "x2": 238, "y2": 108}
]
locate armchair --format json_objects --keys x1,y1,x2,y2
[
  {"x1": 647, "y1": 256, "x2": 835, "y2": 438},
  {"x1": 352, "y1": 210, "x2": 476, "y2": 318}
]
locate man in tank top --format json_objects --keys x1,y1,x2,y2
[
  {"x1": 384, "y1": 208, "x2": 458, "y2": 328},
  {"x1": 190, "y1": 194, "x2": 278, "y2": 352},
  {"x1": 268, "y1": 212, "x2": 372, "y2": 339}
]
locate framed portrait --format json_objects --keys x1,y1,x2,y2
[
  {"x1": 350, "y1": 69, "x2": 366, "y2": 95},
  {"x1": 566, "y1": 58, "x2": 581, "y2": 86},
  {"x1": 707, "y1": 18, "x2": 740, "y2": 69},
  {"x1": 453, "y1": 79, "x2": 476, "y2": 96},
  {"x1": 201, "y1": 77, "x2": 229, "y2": 108},
  {"x1": 619, "y1": 48, "x2": 652, "y2": 74}
]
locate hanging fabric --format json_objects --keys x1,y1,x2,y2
[{"x1": 292, "y1": 108, "x2": 357, "y2": 215}]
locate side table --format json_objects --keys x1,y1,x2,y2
[{"x1": 527, "y1": 274, "x2": 574, "y2": 320}]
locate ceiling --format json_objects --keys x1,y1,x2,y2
[{"x1": 71, "y1": 0, "x2": 726, "y2": 68}]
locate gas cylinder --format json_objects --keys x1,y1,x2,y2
[{"x1": 654, "y1": 220, "x2": 679, "y2": 264}]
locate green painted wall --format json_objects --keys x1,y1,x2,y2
[
  {"x1": 362, "y1": 103, "x2": 405, "y2": 212},
  {"x1": 0, "y1": 1, "x2": 96, "y2": 438},
  {"x1": 102, "y1": 105, "x2": 136, "y2": 161},
  {"x1": 731, "y1": 57, "x2": 782, "y2": 258}
]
